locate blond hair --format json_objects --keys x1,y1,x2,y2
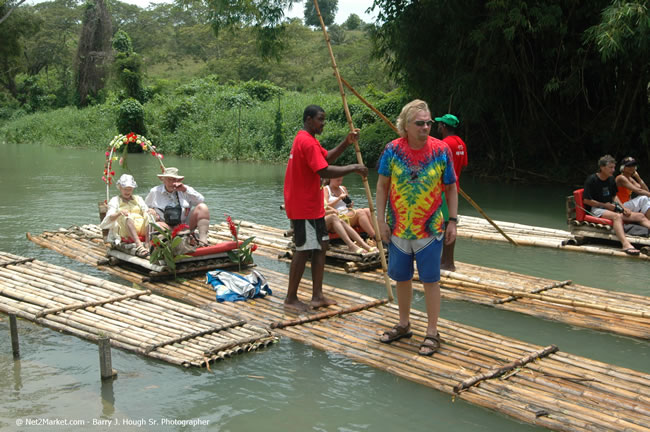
[{"x1": 396, "y1": 99, "x2": 430, "y2": 137}]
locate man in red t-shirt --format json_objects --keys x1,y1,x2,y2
[
  {"x1": 283, "y1": 104, "x2": 368, "y2": 312},
  {"x1": 435, "y1": 113, "x2": 467, "y2": 271}
]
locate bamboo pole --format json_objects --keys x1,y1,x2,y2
[
  {"x1": 312, "y1": 0, "x2": 393, "y2": 303},
  {"x1": 271, "y1": 298, "x2": 388, "y2": 329},
  {"x1": 453, "y1": 345, "x2": 559, "y2": 393},
  {"x1": 145, "y1": 319, "x2": 247, "y2": 353},
  {"x1": 338, "y1": 77, "x2": 518, "y2": 246},
  {"x1": 35, "y1": 290, "x2": 151, "y2": 318}
]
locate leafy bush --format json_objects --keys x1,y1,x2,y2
[
  {"x1": 117, "y1": 98, "x2": 146, "y2": 135},
  {"x1": 1, "y1": 76, "x2": 404, "y2": 167},
  {"x1": 162, "y1": 99, "x2": 195, "y2": 132},
  {"x1": 240, "y1": 80, "x2": 284, "y2": 102}
]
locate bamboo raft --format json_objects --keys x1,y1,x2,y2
[
  {"x1": 458, "y1": 215, "x2": 650, "y2": 260},
  {"x1": 566, "y1": 194, "x2": 650, "y2": 252},
  {"x1": 206, "y1": 221, "x2": 650, "y2": 340},
  {"x1": 21, "y1": 230, "x2": 650, "y2": 431},
  {"x1": 0, "y1": 251, "x2": 276, "y2": 367},
  {"x1": 27, "y1": 224, "x2": 650, "y2": 341}
]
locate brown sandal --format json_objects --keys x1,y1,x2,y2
[
  {"x1": 419, "y1": 333, "x2": 441, "y2": 356},
  {"x1": 379, "y1": 323, "x2": 412, "y2": 343}
]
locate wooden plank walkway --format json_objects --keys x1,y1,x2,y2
[
  {"x1": 0, "y1": 252, "x2": 275, "y2": 367},
  {"x1": 23, "y1": 226, "x2": 650, "y2": 431}
]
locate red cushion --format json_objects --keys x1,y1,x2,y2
[
  {"x1": 573, "y1": 189, "x2": 586, "y2": 221},
  {"x1": 189, "y1": 241, "x2": 239, "y2": 257},
  {"x1": 584, "y1": 215, "x2": 613, "y2": 226},
  {"x1": 573, "y1": 188, "x2": 613, "y2": 226}
]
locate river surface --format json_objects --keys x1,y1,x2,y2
[{"x1": 1, "y1": 142, "x2": 648, "y2": 431}]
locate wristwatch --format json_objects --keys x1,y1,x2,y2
[{"x1": 448, "y1": 217, "x2": 458, "y2": 223}]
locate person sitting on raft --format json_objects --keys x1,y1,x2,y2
[
  {"x1": 100, "y1": 174, "x2": 151, "y2": 257},
  {"x1": 615, "y1": 156, "x2": 650, "y2": 219},
  {"x1": 583, "y1": 155, "x2": 650, "y2": 256},
  {"x1": 324, "y1": 200, "x2": 378, "y2": 255},
  {"x1": 323, "y1": 177, "x2": 376, "y2": 243},
  {"x1": 145, "y1": 167, "x2": 210, "y2": 246}
]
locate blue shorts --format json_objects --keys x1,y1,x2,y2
[{"x1": 388, "y1": 235, "x2": 443, "y2": 283}]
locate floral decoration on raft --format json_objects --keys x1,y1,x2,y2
[
  {"x1": 225, "y1": 214, "x2": 257, "y2": 271},
  {"x1": 102, "y1": 132, "x2": 165, "y2": 201}
]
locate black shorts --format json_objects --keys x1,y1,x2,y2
[{"x1": 292, "y1": 218, "x2": 329, "y2": 251}]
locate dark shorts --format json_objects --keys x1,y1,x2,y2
[{"x1": 292, "y1": 218, "x2": 329, "y2": 251}]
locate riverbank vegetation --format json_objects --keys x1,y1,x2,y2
[{"x1": 1, "y1": 0, "x2": 648, "y2": 183}]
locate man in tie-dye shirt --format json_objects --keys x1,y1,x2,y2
[{"x1": 376, "y1": 99, "x2": 458, "y2": 356}]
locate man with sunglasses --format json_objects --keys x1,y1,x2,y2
[
  {"x1": 283, "y1": 104, "x2": 368, "y2": 313},
  {"x1": 376, "y1": 99, "x2": 458, "y2": 356},
  {"x1": 436, "y1": 113, "x2": 467, "y2": 272}
]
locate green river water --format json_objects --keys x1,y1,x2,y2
[{"x1": 0, "y1": 142, "x2": 648, "y2": 431}]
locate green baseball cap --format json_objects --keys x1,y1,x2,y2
[{"x1": 434, "y1": 114, "x2": 459, "y2": 128}]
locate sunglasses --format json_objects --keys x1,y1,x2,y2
[{"x1": 414, "y1": 120, "x2": 434, "y2": 127}]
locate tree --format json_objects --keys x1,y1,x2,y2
[
  {"x1": 181, "y1": 0, "x2": 297, "y2": 59},
  {"x1": 342, "y1": 13, "x2": 362, "y2": 30},
  {"x1": 76, "y1": 0, "x2": 113, "y2": 106},
  {"x1": 303, "y1": 0, "x2": 337, "y2": 27},
  {"x1": 112, "y1": 29, "x2": 144, "y2": 102},
  {"x1": 0, "y1": 3, "x2": 38, "y2": 98},
  {"x1": 0, "y1": 0, "x2": 27, "y2": 25},
  {"x1": 370, "y1": 0, "x2": 650, "y2": 178}
]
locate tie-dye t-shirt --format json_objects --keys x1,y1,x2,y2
[{"x1": 377, "y1": 136, "x2": 456, "y2": 239}]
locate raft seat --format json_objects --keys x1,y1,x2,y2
[
  {"x1": 573, "y1": 189, "x2": 613, "y2": 226},
  {"x1": 328, "y1": 225, "x2": 364, "y2": 241}
]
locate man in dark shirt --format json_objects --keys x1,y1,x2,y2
[{"x1": 583, "y1": 155, "x2": 650, "y2": 255}]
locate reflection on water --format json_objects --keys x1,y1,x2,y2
[{"x1": 0, "y1": 142, "x2": 648, "y2": 431}]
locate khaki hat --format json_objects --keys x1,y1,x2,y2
[{"x1": 157, "y1": 167, "x2": 184, "y2": 179}]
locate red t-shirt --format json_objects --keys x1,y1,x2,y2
[
  {"x1": 284, "y1": 130, "x2": 329, "y2": 219},
  {"x1": 442, "y1": 135, "x2": 468, "y2": 185}
]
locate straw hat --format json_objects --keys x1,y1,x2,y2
[
  {"x1": 157, "y1": 167, "x2": 184, "y2": 180},
  {"x1": 116, "y1": 174, "x2": 137, "y2": 188}
]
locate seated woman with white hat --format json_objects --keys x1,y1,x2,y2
[
  {"x1": 100, "y1": 174, "x2": 151, "y2": 257},
  {"x1": 145, "y1": 167, "x2": 211, "y2": 245}
]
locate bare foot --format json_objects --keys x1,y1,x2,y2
[
  {"x1": 310, "y1": 296, "x2": 337, "y2": 309},
  {"x1": 283, "y1": 299, "x2": 311, "y2": 313}
]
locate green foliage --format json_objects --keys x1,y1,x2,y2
[
  {"x1": 585, "y1": 1, "x2": 649, "y2": 62},
  {"x1": 0, "y1": 3, "x2": 41, "y2": 99},
  {"x1": 0, "y1": 76, "x2": 400, "y2": 168},
  {"x1": 371, "y1": 0, "x2": 650, "y2": 177},
  {"x1": 342, "y1": 13, "x2": 363, "y2": 30},
  {"x1": 303, "y1": 0, "x2": 338, "y2": 27},
  {"x1": 112, "y1": 29, "x2": 133, "y2": 54},
  {"x1": 117, "y1": 97, "x2": 146, "y2": 135},
  {"x1": 272, "y1": 96, "x2": 284, "y2": 150},
  {"x1": 199, "y1": 0, "x2": 293, "y2": 59},
  {"x1": 328, "y1": 24, "x2": 346, "y2": 45},
  {"x1": 0, "y1": 104, "x2": 116, "y2": 147},
  {"x1": 240, "y1": 80, "x2": 283, "y2": 102},
  {"x1": 149, "y1": 223, "x2": 192, "y2": 278},
  {"x1": 161, "y1": 99, "x2": 194, "y2": 132}
]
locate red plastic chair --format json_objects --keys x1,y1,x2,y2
[{"x1": 573, "y1": 189, "x2": 613, "y2": 226}]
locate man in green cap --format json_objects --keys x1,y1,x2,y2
[{"x1": 435, "y1": 113, "x2": 467, "y2": 271}]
